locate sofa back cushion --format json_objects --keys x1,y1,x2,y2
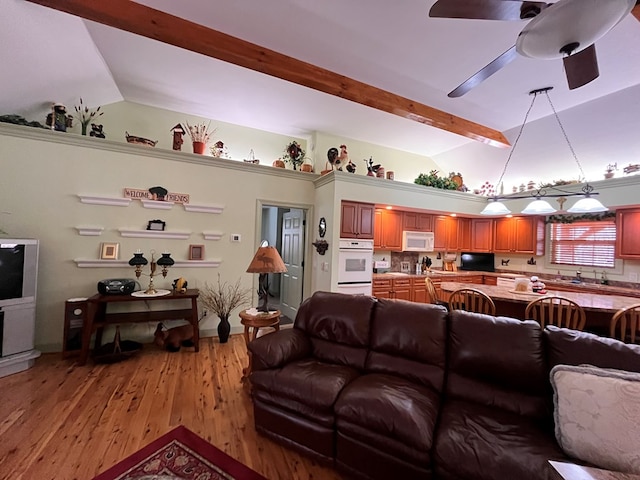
[
  {"x1": 366, "y1": 299, "x2": 448, "y2": 392},
  {"x1": 544, "y1": 325, "x2": 640, "y2": 372},
  {"x1": 294, "y1": 291, "x2": 376, "y2": 370},
  {"x1": 446, "y1": 311, "x2": 550, "y2": 418}
]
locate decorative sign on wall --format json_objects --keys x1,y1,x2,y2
[{"x1": 124, "y1": 187, "x2": 190, "y2": 204}]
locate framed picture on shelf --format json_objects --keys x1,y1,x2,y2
[
  {"x1": 100, "y1": 242, "x2": 119, "y2": 260},
  {"x1": 189, "y1": 244, "x2": 204, "y2": 260},
  {"x1": 147, "y1": 219, "x2": 166, "y2": 231}
]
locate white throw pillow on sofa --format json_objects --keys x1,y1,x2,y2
[{"x1": 550, "y1": 364, "x2": 640, "y2": 474}]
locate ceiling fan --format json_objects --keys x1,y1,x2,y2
[{"x1": 430, "y1": 0, "x2": 640, "y2": 97}]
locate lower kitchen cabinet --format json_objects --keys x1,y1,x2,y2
[
  {"x1": 372, "y1": 278, "x2": 393, "y2": 299},
  {"x1": 483, "y1": 276, "x2": 498, "y2": 286},
  {"x1": 372, "y1": 277, "x2": 411, "y2": 300},
  {"x1": 411, "y1": 277, "x2": 428, "y2": 303}
]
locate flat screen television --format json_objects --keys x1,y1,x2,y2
[
  {"x1": 460, "y1": 252, "x2": 495, "y2": 272},
  {"x1": 0, "y1": 239, "x2": 38, "y2": 308}
]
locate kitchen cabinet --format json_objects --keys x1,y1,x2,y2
[
  {"x1": 403, "y1": 212, "x2": 433, "y2": 232},
  {"x1": 411, "y1": 277, "x2": 428, "y2": 303},
  {"x1": 471, "y1": 219, "x2": 494, "y2": 252},
  {"x1": 457, "y1": 218, "x2": 472, "y2": 251},
  {"x1": 616, "y1": 208, "x2": 640, "y2": 259},
  {"x1": 483, "y1": 275, "x2": 498, "y2": 286},
  {"x1": 493, "y1": 216, "x2": 545, "y2": 255},
  {"x1": 374, "y1": 209, "x2": 403, "y2": 250},
  {"x1": 340, "y1": 201, "x2": 375, "y2": 239},
  {"x1": 372, "y1": 276, "x2": 411, "y2": 300},
  {"x1": 433, "y1": 215, "x2": 459, "y2": 251}
]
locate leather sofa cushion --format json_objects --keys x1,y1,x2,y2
[
  {"x1": 433, "y1": 399, "x2": 567, "y2": 480},
  {"x1": 294, "y1": 292, "x2": 376, "y2": 369},
  {"x1": 447, "y1": 311, "x2": 550, "y2": 418},
  {"x1": 367, "y1": 299, "x2": 448, "y2": 392},
  {"x1": 249, "y1": 328, "x2": 311, "y2": 371},
  {"x1": 335, "y1": 373, "x2": 440, "y2": 461},
  {"x1": 251, "y1": 358, "x2": 360, "y2": 411},
  {"x1": 544, "y1": 325, "x2": 640, "y2": 372}
]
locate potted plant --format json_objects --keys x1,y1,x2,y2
[
  {"x1": 186, "y1": 121, "x2": 216, "y2": 155},
  {"x1": 199, "y1": 274, "x2": 251, "y2": 343},
  {"x1": 282, "y1": 140, "x2": 305, "y2": 170},
  {"x1": 74, "y1": 98, "x2": 103, "y2": 136}
]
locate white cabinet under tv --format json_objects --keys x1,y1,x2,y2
[{"x1": 0, "y1": 238, "x2": 40, "y2": 378}]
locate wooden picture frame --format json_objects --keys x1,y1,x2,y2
[
  {"x1": 189, "y1": 244, "x2": 204, "y2": 261},
  {"x1": 100, "y1": 242, "x2": 119, "y2": 260}
]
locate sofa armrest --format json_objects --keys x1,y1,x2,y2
[{"x1": 248, "y1": 328, "x2": 311, "y2": 370}]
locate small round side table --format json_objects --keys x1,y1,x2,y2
[{"x1": 239, "y1": 309, "x2": 281, "y2": 380}]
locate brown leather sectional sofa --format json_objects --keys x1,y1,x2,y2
[{"x1": 248, "y1": 291, "x2": 640, "y2": 480}]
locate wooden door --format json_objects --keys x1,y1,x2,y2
[
  {"x1": 433, "y1": 216, "x2": 449, "y2": 250},
  {"x1": 393, "y1": 278, "x2": 412, "y2": 301},
  {"x1": 447, "y1": 217, "x2": 459, "y2": 250},
  {"x1": 403, "y1": 212, "x2": 418, "y2": 231},
  {"x1": 412, "y1": 278, "x2": 427, "y2": 303},
  {"x1": 357, "y1": 203, "x2": 375, "y2": 239},
  {"x1": 617, "y1": 209, "x2": 640, "y2": 258},
  {"x1": 373, "y1": 278, "x2": 392, "y2": 299},
  {"x1": 417, "y1": 214, "x2": 434, "y2": 232},
  {"x1": 471, "y1": 219, "x2": 494, "y2": 252},
  {"x1": 513, "y1": 216, "x2": 535, "y2": 253},
  {"x1": 373, "y1": 209, "x2": 383, "y2": 249},
  {"x1": 457, "y1": 218, "x2": 471, "y2": 251},
  {"x1": 280, "y1": 209, "x2": 305, "y2": 320},
  {"x1": 493, "y1": 217, "x2": 514, "y2": 252}
]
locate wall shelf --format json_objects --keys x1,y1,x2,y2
[
  {"x1": 118, "y1": 229, "x2": 191, "y2": 239},
  {"x1": 78, "y1": 195, "x2": 131, "y2": 207},
  {"x1": 75, "y1": 226, "x2": 104, "y2": 236},
  {"x1": 183, "y1": 203, "x2": 224, "y2": 214},
  {"x1": 74, "y1": 258, "x2": 222, "y2": 268},
  {"x1": 141, "y1": 199, "x2": 174, "y2": 210},
  {"x1": 202, "y1": 231, "x2": 224, "y2": 241}
]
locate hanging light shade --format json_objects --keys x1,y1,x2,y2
[
  {"x1": 480, "y1": 200, "x2": 511, "y2": 215},
  {"x1": 567, "y1": 196, "x2": 608, "y2": 213},
  {"x1": 521, "y1": 198, "x2": 557, "y2": 215}
]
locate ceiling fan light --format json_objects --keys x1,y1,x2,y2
[
  {"x1": 521, "y1": 199, "x2": 557, "y2": 215},
  {"x1": 566, "y1": 196, "x2": 608, "y2": 213},
  {"x1": 480, "y1": 200, "x2": 511, "y2": 215}
]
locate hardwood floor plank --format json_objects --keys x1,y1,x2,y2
[{"x1": 0, "y1": 335, "x2": 343, "y2": 480}]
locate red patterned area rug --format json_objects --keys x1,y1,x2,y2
[{"x1": 93, "y1": 425, "x2": 267, "y2": 480}]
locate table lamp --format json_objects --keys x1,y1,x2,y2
[
  {"x1": 128, "y1": 249, "x2": 174, "y2": 294},
  {"x1": 246, "y1": 244, "x2": 287, "y2": 312}
]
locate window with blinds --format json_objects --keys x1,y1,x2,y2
[{"x1": 550, "y1": 221, "x2": 616, "y2": 268}]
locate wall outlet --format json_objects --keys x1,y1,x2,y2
[{"x1": 230, "y1": 233, "x2": 241, "y2": 243}]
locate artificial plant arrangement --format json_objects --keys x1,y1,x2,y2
[
  {"x1": 185, "y1": 121, "x2": 216, "y2": 144},
  {"x1": 282, "y1": 140, "x2": 305, "y2": 170},
  {"x1": 74, "y1": 98, "x2": 103, "y2": 136},
  {"x1": 414, "y1": 170, "x2": 459, "y2": 190},
  {"x1": 199, "y1": 274, "x2": 251, "y2": 343}
]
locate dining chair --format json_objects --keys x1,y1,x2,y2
[
  {"x1": 425, "y1": 277, "x2": 440, "y2": 304},
  {"x1": 610, "y1": 303, "x2": 640, "y2": 344},
  {"x1": 448, "y1": 288, "x2": 496, "y2": 315},
  {"x1": 525, "y1": 296, "x2": 586, "y2": 330}
]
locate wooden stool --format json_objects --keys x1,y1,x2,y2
[{"x1": 239, "y1": 309, "x2": 280, "y2": 380}]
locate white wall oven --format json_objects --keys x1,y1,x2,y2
[{"x1": 337, "y1": 239, "x2": 374, "y2": 295}]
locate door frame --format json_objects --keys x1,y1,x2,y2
[{"x1": 255, "y1": 199, "x2": 314, "y2": 310}]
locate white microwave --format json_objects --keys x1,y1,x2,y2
[{"x1": 402, "y1": 231, "x2": 435, "y2": 252}]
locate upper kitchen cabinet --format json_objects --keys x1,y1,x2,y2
[
  {"x1": 374, "y1": 208, "x2": 403, "y2": 250},
  {"x1": 616, "y1": 208, "x2": 640, "y2": 259},
  {"x1": 340, "y1": 201, "x2": 375, "y2": 239},
  {"x1": 493, "y1": 216, "x2": 545, "y2": 255},
  {"x1": 433, "y1": 215, "x2": 459, "y2": 251},
  {"x1": 457, "y1": 217, "x2": 472, "y2": 251},
  {"x1": 402, "y1": 212, "x2": 433, "y2": 232},
  {"x1": 471, "y1": 218, "x2": 494, "y2": 252}
]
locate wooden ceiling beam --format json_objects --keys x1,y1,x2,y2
[
  {"x1": 26, "y1": 0, "x2": 511, "y2": 148},
  {"x1": 632, "y1": 4, "x2": 640, "y2": 21}
]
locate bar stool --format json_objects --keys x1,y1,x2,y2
[
  {"x1": 448, "y1": 288, "x2": 496, "y2": 315},
  {"x1": 525, "y1": 296, "x2": 586, "y2": 330},
  {"x1": 610, "y1": 303, "x2": 640, "y2": 344}
]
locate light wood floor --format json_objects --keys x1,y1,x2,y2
[{"x1": 0, "y1": 335, "x2": 344, "y2": 480}]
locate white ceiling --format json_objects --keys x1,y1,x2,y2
[{"x1": 3, "y1": 0, "x2": 640, "y2": 158}]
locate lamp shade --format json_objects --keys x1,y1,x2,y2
[
  {"x1": 480, "y1": 200, "x2": 511, "y2": 216},
  {"x1": 156, "y1": 252, "x2": 174, "y2": 267},
  {"x1": 567, "y1": 197, "x2": 608, "y2": 213},
  {"x1": 128, "y1": 252, "x2": 148, "y2": 266},
  {"x1": 521, "y1": 199, "x2": 557, "y2": 215},
  {"x1": 246, "y1": 246, "x2": 288, "y2": 274}
]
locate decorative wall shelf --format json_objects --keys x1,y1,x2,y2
[
  {"x1": 118, "y1": 229, "x2": 191, "y2": 239},
  {"x1": 141, "y1": 199, "x2": 174, "y2": 210},
  {"x1": 78, "y1": 195, "x2": 131, "y2": 207},
  {"x1": 183, "y1": 203, "x2": 225, "y2": 214},
  {"x1": 74, "y1": 258, "x2": 222, "y2": 268},
  {"x1": 202, "y1": 231, "x2": 224, "y2": 241},
  {"x1": 75, "y1": 226, "x2": 104, "y2": 236}
]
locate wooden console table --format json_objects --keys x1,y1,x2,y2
[{"x1": 79, "y1": 289, "x2": 200, "y2": 365}]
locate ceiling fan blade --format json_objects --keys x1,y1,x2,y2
[
  {"x1": 429, "y1": 0, "x2": 549, "y2": 20},
  {"x1": 448, "y1": 46, "x2": 518, "y2": 98},
  {"x1": 563, "y1": 44, "x2": 599, "y2": 90}
]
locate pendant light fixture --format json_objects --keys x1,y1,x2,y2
[{"x1": 481, "y1": 87, "x2": 607, "y2": 215}]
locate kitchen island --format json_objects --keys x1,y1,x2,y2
[{"x1": 440, "y1": 281, "x2": 640, "y2": 335}]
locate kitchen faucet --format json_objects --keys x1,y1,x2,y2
[{"x1": 575, "y1": 270, "x2": 581, "y2": 282}]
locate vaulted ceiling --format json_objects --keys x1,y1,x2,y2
[{"x1": 3, "y1": 0, "x2": 640, "y2": 159}]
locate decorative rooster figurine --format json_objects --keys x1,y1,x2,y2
[{"x1": 364, "y1": 157, "x2": 381, "y2": 177}]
